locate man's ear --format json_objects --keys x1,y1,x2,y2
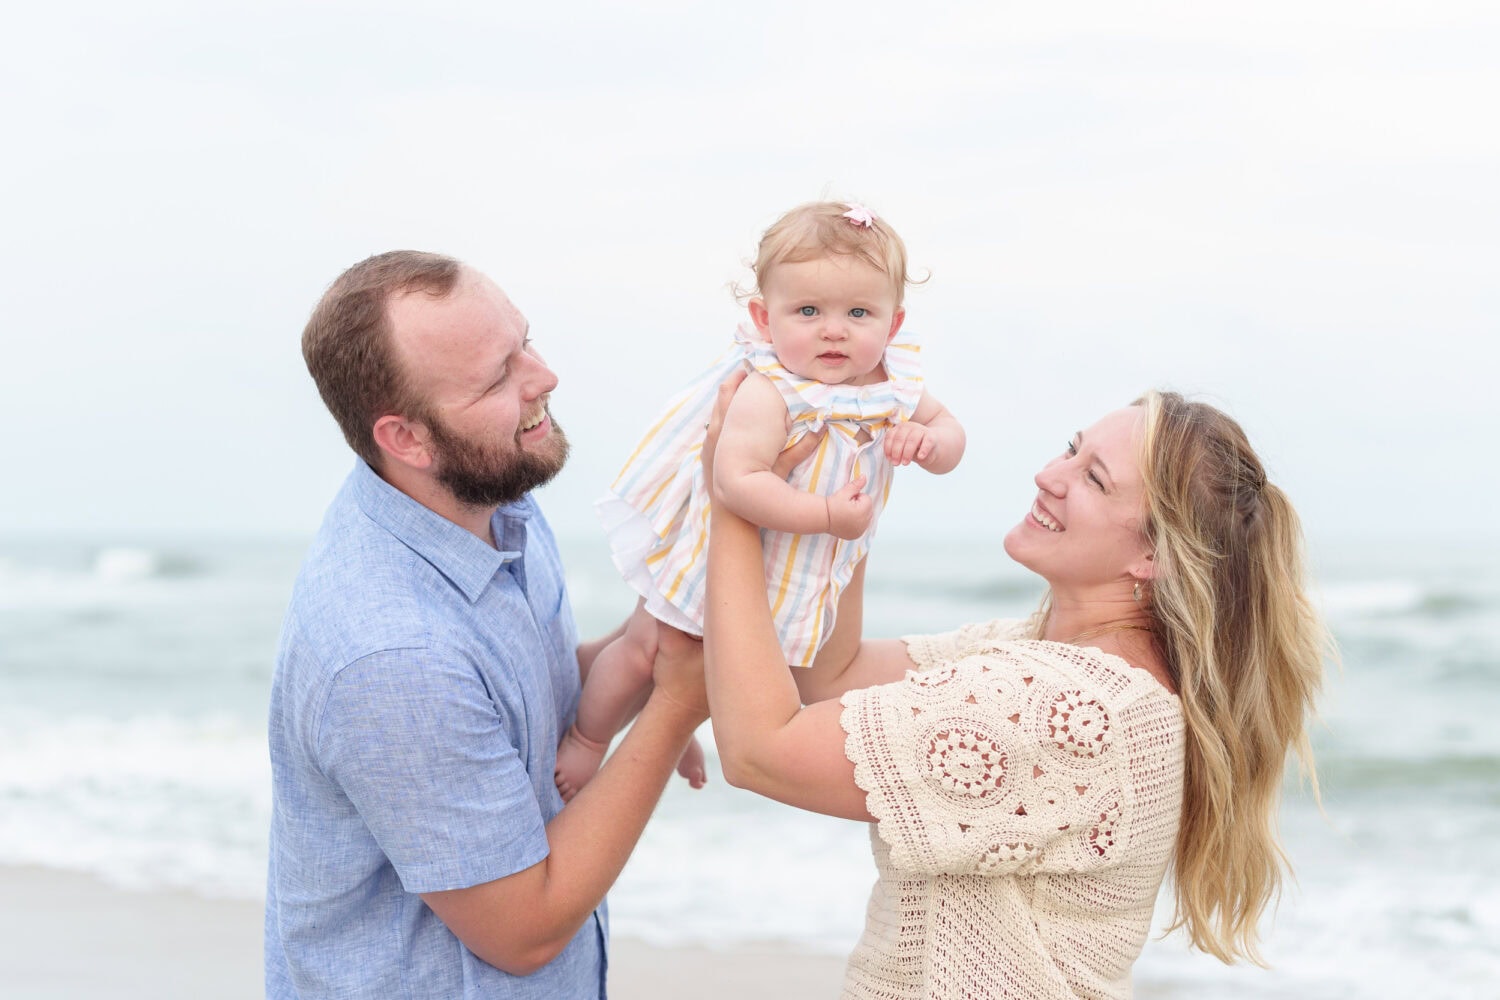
[
  {"x1": 886, "y1": 308, "x2": 906, "y2": 343},
  {"x1": 747, "y1": 298, "x2": 770, "y2": 335},
  {"x1": 372, "y1": 414, "x2": 434, "y2": 471}
]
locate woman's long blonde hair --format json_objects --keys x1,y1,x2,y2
[{"x1": 1136, "y1": 390, "x2": 1330, "y2": 964}]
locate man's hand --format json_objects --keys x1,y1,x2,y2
[{"x1": 651, "y1": 622, "x2": 708, "y2": 723}]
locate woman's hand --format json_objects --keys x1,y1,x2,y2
[{"x1": 699, "y1": 369, "x2": 744, "y2": 480}]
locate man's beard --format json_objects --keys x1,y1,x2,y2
[{"x1": 426, "y1": 409, "x2": 570, "y2": 509}]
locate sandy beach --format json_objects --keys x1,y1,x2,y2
[{"x1": 1, "y1": 865, "x2": 847, "y2": 999}]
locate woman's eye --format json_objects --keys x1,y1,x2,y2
[
  {"x1": 1088, "y1": 471, "x2": 1105, "y2": 490},
  {"x1": 799, "y1": 306, "x2": 817, "y2": 316},
  {"x1": 1065, "y1": 441, "x2": 1077, "y2": 457},
  {"x1": 850, "y1": 307, "x2": 867, "y2": 318}
]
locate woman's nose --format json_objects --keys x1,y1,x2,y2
[{"x1": 1035, "y1": 460, "x2": 1065, "y2": 495}]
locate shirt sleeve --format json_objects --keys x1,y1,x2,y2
[
  {"x1": 316, "y1": 647, "x2": 550, "y2": 895},
  {"x1": 840, "y1": 641, "x2": 1129, "y2": 878},
  {"x1": 901, "y1": 618, "x2": 1030, "y2": 673}
]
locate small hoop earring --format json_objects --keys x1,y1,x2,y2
[{"x1": 1133, "y1": 581, "x2": 1143, "y2": 603}]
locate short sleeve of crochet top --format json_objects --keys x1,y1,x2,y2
[{"x1": 838, "y1": 619, "x2": 1183, "y2": 878}]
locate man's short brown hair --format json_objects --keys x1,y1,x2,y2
[{"x1": 302, "y1": 251, "x2": 463, "y2": 467}]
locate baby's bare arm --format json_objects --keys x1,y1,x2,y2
[
  {"x1": 900, "y1": 388, "x2": 966, "y2": 475},
  {"x1": 712, "y1": 373, "x2": 867, "y2": 537}
]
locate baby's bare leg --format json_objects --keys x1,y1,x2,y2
[{"x1": 555, "y1": 602, "x2": 659, "y2": 801}]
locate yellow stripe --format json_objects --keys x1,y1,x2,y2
[
  {"x1": 768, "y1": 531, "x2": 804, "y2": 621},
  {"x1": 819, "y1": 410, "x2": 896, "y2": 423},
  {"x1": 638, "y1": 445, "x2": 695, "y2": 511},
  {"x1": 611, "y1": 396, "x2": 693, "y2": 488},
  {"x1": 662, "y1": 496, "x2": 712, "y2": 602},
  {"x1": 769, "y1": 434, "x2": 834, "y2": 619},
  {"x1": 805, "y1": 430, "x2": 835, "y2": 490},
  {"x1": 798, "y1": 583, "x2": 827, "y2": 667},
  {"x1": 791, "y1": 450, "x2": 866, "y2": 662}
]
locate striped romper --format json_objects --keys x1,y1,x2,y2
[{"x1": 596, "y1": 324, "x2": 924, "y2": 667}]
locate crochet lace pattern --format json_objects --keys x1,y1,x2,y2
[{"x1": 837, "y1": 620, "x2": 1184, "y2": 999}]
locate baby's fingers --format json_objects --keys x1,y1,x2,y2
[
  {"x1": 834, "y1": 475, "x2": 868, "y2": 499},
  {"x1": 882, "y1": 429, "x2": 905, "y2": 463},
  {"x1": 886, "y1": 429, "x2": 917, "y2": 466}
]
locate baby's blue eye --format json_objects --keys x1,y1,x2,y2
[
  {"x1": 800, "y1": 306, "x2": 817, "y2": 316},
  {"x1": 850, "y1": 308, "x2": 867, "y2": 318}
]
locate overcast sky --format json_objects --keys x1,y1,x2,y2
[{"x1": 4, "y1": 1, "x2": 1496, "y2": 547}]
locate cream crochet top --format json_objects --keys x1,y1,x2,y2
[{"x1": 837, "y1": 619, "x2": 1185, "y2": 999}]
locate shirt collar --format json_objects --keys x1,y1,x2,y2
[{"x1": 349, "y1": 460, "x2": 536, "y2": 604}]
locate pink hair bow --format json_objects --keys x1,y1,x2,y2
[{"x1": 842, "y1": 203, "x2": 876, "y2": 228}]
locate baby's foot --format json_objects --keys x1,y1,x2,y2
[
  {"x1": 675, "y1": 734, "x2": 707, "y2": 790},
  {"x1": 555, "y1": 724, "x2": 610, "y2": 802}
]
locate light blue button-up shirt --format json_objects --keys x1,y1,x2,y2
[{"x1": 265, "y1": 460, "x2": 605, "y2": 998}]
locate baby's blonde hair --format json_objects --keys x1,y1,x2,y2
[{"x1": 741, "y1": 201, "x2": 921, "y2": 308}]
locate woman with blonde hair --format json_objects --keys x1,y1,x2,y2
[{"x1": 701, "y1": 381, "x2": 1328, "y2": 998}]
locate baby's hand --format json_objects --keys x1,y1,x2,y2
[
  {"x1": 825, "y1": 477, "x2": 873, "y2": 540},
  {"x1": 884, "y1": 420, "x2": 936, "y2": 467}
]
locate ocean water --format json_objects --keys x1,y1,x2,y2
[{"x1": 1, "y1": 532, "x2": 1496, "y2": 998}]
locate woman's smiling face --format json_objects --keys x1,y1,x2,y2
[{"x1": 1003, "y1": 406, "x2": 1155, "y2": 595}]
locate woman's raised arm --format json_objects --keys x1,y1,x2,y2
[
  {"x1": 704, "y1": 491, "x2": 873, "y2": 820},
  {"x1": 700, "y1": 371, "x2": 872, "y2": 820}
]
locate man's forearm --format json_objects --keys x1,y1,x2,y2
[
  {"x1": 421, "y1": 691, "x2": 701, "y2": 975},
  {"x1": 527, "y1": 693, "x2": 700, "y2": 958}
]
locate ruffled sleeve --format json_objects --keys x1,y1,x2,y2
[
  {"x1": 840, "y1": 640, "x2": 1132, "y2": 878},
  {"x1": 901, "y1": 619, "x2": 1031, "y2": 673},
  {"x1": 879, "y1": 328, "x2": 925, "y2": 422}
]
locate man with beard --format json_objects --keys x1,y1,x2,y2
[{"x1": 265, "y1": 251, "x2": 710, "y2": 999}]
